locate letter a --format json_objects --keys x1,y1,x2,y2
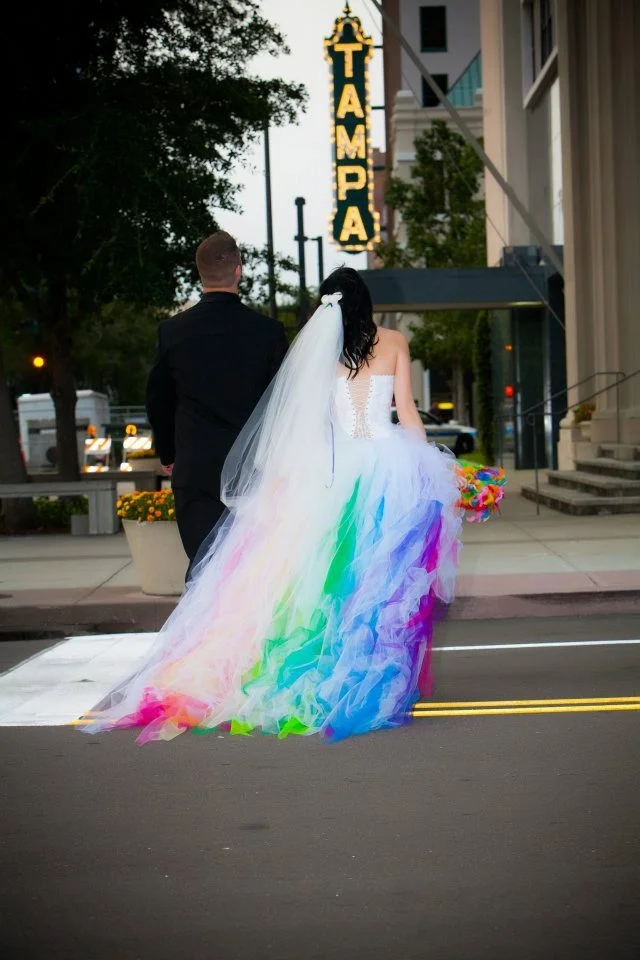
[
  {"x1": 339, "y1": 206, "x2": 368, "y2": 243},
  {"x1": 336, "y1": 84, "x2": 364, "y2": 119}
]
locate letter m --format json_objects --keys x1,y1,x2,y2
[{"x1": 336, "y1": 124, "x2": 366, "y2": 160}]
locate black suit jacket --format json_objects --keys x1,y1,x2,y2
[{"x1": 146, "y1": 292, "x2": 289, "y2": 493}]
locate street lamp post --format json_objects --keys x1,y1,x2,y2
[
  {"x1": 263, "y1": 121, "x2": 277, "y2": 320},
  {"x1": 294, "y1": 197, "x2": 309, "y2": 330},
  {"x1": 312, "y1": 235, "x2": 325, "y2": 285}
]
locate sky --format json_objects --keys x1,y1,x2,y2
[{"x1": 215, "y1": 0, "x2": 386, "y2": 289}]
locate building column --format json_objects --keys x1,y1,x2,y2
[
  {"x1": 480, "y1": 0, "x2": 532, "y2": 265},
  {"x1": 557, "y1": 0, "x2": 640, "y2": 444}
]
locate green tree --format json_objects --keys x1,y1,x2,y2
[
  {"x1": 473, "y1": 311, "x2": 494, "y2": 463},
  {"x1": 0, "y1": 296, "x2": 40, "y2": 531},
  {"x1": 1, "y1": 1, "x2": 305, "y2": 480},
  {"x1": 73, "y1": 303, "x2": 165, "y2": 404},
  {"x1": 408, "y1": 310, "x2": 477, "y2": 421},
  {"x1": 377, "y1": 120, "x2": 486, "y2": 421},
  {"x1": 238, "y1": 247, "x2": 300, "y2": 314}
]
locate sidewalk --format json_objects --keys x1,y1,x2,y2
[{"x1": 1, "y1": 477, "x2": 639, "y2": 631}]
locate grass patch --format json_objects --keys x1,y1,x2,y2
[{"x1": 460, "y1": 448, "x2": 488, "y2": 465}]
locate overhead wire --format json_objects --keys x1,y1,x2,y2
[{"x1": 363, "y1": 0, "x2": 565, "y2": 331}]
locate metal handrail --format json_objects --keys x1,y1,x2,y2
[
  {"x1": 527, "y1": 367, "x2": 640, "y2": 514},
  {"x1": 493, "y1": 370, "x2": 625, "y2": 473},
  {"x1": 521, "y1": 370, "x2": 625, "y2": 418}
]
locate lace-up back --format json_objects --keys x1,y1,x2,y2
[{"x1": 334, "y1": 374, "x2": 395, "y2": 440}]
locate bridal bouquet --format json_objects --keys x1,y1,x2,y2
[{"x1": 455, "y1": 462, "x2": 507, "y2": 522}]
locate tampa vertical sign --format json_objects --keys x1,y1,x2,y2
[{"x1": 325, "y1": 4, "x2": 380, "y2": 253}]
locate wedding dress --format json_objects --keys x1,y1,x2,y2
[{"x1": 82, "y1": 294, "x2": 502, "y2": 743}]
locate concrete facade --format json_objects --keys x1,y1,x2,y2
[
  {"x1": 381, "y1": 0, "x2": 482, "y2": 411},
  {"x1": 399, "y1": 0, "x2": 481, "y2": 103},
  {"x1": 481, "y1": 0, "x2": 640, "y2": 447}
]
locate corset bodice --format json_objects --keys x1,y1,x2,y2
[{"x1": 333, "y1": 374, "x2": 395, "y2": 440}]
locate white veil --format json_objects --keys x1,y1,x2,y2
[{"x1": 220, "y1": 292, "x2": 344, "y2": 511}]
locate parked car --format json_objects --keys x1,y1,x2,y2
[{"x1": 391, "y1": 408, "x2": 476, "y2": 456}]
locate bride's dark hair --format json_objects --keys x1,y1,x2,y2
[{"x1": 318, "y1": 266, "x2": 377, "y2": 377}]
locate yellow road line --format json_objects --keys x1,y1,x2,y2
[
  {"x1": 72, "y1": 698, "x2": 640, "y2": 726},
  {"x1": 414, "y1": 696, "x2": 640, "y2": 710},
  {"x1": 412, "y1": 704, "x2": 640, "y2": 717}
]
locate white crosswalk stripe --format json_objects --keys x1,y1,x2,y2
[
  {"x1": 1, "y1": 633, "x2": 639, "y2": 727},
  {"x1": 0, "y1": 634, "x2": 157, "y2": 726}
]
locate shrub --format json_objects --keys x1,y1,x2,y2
[
  {"x1": 117, "y1": 490, "x2": 175, "y2": 522},
  {"x1": 473, "y1": 312, "x2": 494, "y2": 464},
  {"x1": 574, "y1": 402, "x2": 595, "y2": 424},
  {"x1": 34, "y1": 496, "x2": 89, "y2": 529}
]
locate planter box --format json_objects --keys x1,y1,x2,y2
[
  {"x1": 71, "y1": 513, "x2": 90, "y2": 536},
  {"x1": 578, "y1": 421, "x2": 593, "y2": 441},
  {"x1": 123, "y1": 519, "x2": 188, "y2": 596}
]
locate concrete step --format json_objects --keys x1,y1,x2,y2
[
  {"x1": 521, "y1": 483, "x2": 640, "y2": 516},
  {"x1": 575, "y1": 457, "x2": 640, "y2": 481},
  {"x1": 548, "y1": 470, "x2": 640, "y2": 497},
  {"x1": 598, "y1": 443, "x2": 640, "y2": 462}
]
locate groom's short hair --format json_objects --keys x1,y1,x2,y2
[{"x1": 196, "y1": 232, "x2": 241, "y2": 288}]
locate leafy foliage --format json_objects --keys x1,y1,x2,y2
[
  {"x1": 377, "y1": 120, "x2": 486, "y2": 394},
  {"x1": 1, "y1": 0, "x2": 306, "y2": 478},
  {"x1": 473, "y1": 312, "x2": 495, "y2": 464},
  {"x1": 117, "y1": 490, "x2": 176, "y2": 522},
  {"x1": 377, "y1": 120, "x2": 486, "y2": 271},
  {"x1": 238, "y1": 247, "x2": 300, "y2": 312},
  {"x1": 34, "y1": 496, "x2": 89, "y2": 528},
  {"x1": 573, "y1": 402, "x2": 595, "y2": 425},
  {"x1": 408, "y1": 311, "x2": 476, "y2": 371},
  {"x1": 73, "y1": 303, "x2": 165, "y2": 403}
]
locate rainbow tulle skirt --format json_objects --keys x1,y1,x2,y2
[{"x1": 82, "y1": 434, "x2": 504, "y2": 743}]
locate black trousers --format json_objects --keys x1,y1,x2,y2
[{"x1": 173, "y1": 485, "x2": 226, "y2": 580}]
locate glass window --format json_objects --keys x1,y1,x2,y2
[
  {"x1": 422, "y1": 73, "x2": 448, "y2": 108},
  {"x1": 540, "y1": 0, "x2": 554, "y2": 65},
  {"x1": 420, "y1": 6, "x2": 447, "y2": 52},
  {"x1": 524, "y1": 0, "x2": 555, "y2": 87}
]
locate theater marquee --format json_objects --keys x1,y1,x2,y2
[{"x1": 325, "y1": 5, "x2": 380, "y2": 253}]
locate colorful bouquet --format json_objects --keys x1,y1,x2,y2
[
  {"x1": 116, "y1": 490, "x2": 176, "y2": 523},
  {"x1": 455, "y1": 461, "x2": 507, "y2": 522}
]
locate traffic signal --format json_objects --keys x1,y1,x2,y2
[{"x1": 32, "y1": 355, "x2": 46, "y2": 369}]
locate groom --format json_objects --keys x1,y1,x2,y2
[{"x1": 146, "y1": 231, "x2": 289, "y2": 573}]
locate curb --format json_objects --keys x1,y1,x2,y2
[
  {"x1": 1, "y1": 591, "x2": 640, "y2": 635},
  {"x1": 448, "y1": 591, "x2": 640, "y2": 621}
]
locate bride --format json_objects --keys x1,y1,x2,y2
[{"x1": 82, "y1": 267, "x2": 503, "y2": 743}]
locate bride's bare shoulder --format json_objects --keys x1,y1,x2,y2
[{"x1": 376, "y1": 327, "x2": 408, "y2": 350}]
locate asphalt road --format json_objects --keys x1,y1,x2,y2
[{"x1": 2, "y1": 615, "x2": 640, "y2": 960}]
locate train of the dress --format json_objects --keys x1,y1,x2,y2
[{"x1": 82, "y1": 429, "x2": 468, "y2": 743}]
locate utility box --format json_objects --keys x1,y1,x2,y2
[{"x1": 17, "y1": 391, "x2": 111, "y2": 469}]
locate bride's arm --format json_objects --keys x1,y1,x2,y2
[{"x1": 393, "y1": 334, "x2": 426, "y2": 437}]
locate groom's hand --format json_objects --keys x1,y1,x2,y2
[{"x1": 161, "y1": 463, "x2": 174, "y2": 477}]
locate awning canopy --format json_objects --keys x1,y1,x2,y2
[{"x1": 359, "y1": 267, "x2": 551, "y2": 312}]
